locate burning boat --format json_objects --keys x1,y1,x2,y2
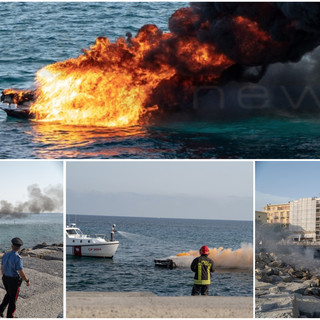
[
  {"x1": 154, "y1": 259, "x2": 177, "y2": 269},
  {"x1": 66, "y1": 223, "x2": 119, "y2": 258},
  {"x1": 0, "y1": 89, "x2": 36, "y2": 119},
  {"x1": 2, "y1": 3, "x2": 320, "y2": 126}
]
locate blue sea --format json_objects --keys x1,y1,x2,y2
[
  {"x1": 1, "y1": 2, "x2": 320, "y2": 159},
  {"x1": 66, "y1": 215, "x2": 253, "y2": 296},
  {"x1": 0, "y1": 212, "x2": 63, "y2": 251}
]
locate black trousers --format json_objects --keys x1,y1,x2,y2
[
  {"x1": 0, "y1": 275, "x2": 21, "y2": 318},
  {"x1": 191, "y1": 284, "x2": 210, "y2": 296}
]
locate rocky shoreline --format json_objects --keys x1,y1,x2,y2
[
  {"x1": 256, "y1": 250, "x2": 320, "y2": 318},
  {"x1": 0, "y1": 243, "x2": 63, "y2": 318}
]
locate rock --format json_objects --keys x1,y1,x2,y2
[
  {"x1": 32, "y1": 243, "x2": 48, "y2": 250},
  {"x1": 303, "y1": 287, "x2": 320, "y2": 296},
  {"x1": 269, "y1": 286, "x2": 281, "y2": 294},
  {"x1": 270, "y1": 261, "x2": 285, "y2": 268},
  {"x1": 279, "y1": 282, "x2": 311, "y2": 295},
  {"x1": 269, "y1": 275, "x2": 283, "y2": 284},
  {"x1": 259, "y1": 274, "x2": 282, "y2": 284},
  {"x1": 288, "y1": 268, "x2": 295, "y2": 276},
  {"x1": 256, "y1": 291, "x2": 299, "y2": 318},
  {"x1": 293, "y1": 271, "x2": 304, "y2": 279},
  {"x1": 264, "y1": 268, "x2": 274, "y2": 276},
  {"x1": 295, "y1": 293, "x2": 320, "y2": 317},
  {"x1": 27, "y1": 248, "x2": 63, "y2": 261},
  {"x1": 272, "y1": 268, "x2": 280, "y2": 276},
  {"x1": 280, "y1": 274, "x2": 293, "y2": 283},
  {"x1": 303, "y1": 279, "x2": 319, "y2": 288},
  {"x1": 255, "y1": 280, "x2": 274, "y2": 297},
  {"x1": 255, "y1": 268, "x2": 262, "y2": 275},
  {"x1": 311, "y1": 276, "x2": 320, "y2": 286},
  {"x1": 258, "y1": 302, "x2": 278, "y2": 312}
]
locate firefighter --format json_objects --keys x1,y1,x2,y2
[
  {"x1": 191, "y1": 245, "x2": 215, "y2": 296},
  {"x1": 0, "y1": 238, "x2": 30, "y2": 318}
]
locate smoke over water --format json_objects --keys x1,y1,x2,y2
[
  {"x1": 6, "y1": 2, "x2": 320, "y2": 126},
  {"x1": 172, "y1": 244, "x2": 253, "y2": 270},
  {"x1": 0, "y1": 184, "x2": 63, "y2": 218}
]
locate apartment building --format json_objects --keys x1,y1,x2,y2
[
  {"x1": 289, "y1": 197, "x2": 320, "y2": 242},
  {"x1": 264, "y1": 203, "x2": 290, "y2": 225}
]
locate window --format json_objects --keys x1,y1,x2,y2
[{"x1": 67, "y1": 229, "x2": 78, "y2": 235}]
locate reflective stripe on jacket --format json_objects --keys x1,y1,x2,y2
[{"x1": 191, "y1": 255, "x2": 214, "y2": 285}]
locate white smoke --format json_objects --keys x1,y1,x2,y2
[{"x1": 171, "y1": 243, "x2": 253, "y2": 270}]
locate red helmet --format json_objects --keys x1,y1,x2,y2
[{"x1": 200, "y1": 245, "x2": 209, "y2": 255}]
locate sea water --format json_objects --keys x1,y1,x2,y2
[
  {"x1": 66, "y1": 215, "x2": 253, "y2": 296},
  {"x1": 0, "y1": 212, "x2": 63, "y2": 251},
  {"x1": 1, "y1": 3, "x2": 320, "y2": 159}
]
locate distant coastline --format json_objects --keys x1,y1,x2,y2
[{"x1": 67, "y1": 213, "x2": 252, "y2": 222}]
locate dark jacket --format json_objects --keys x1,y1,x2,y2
[{"x1": 191, "y1": 254, "x2": 215, "y2": 285}]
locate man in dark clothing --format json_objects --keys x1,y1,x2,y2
[
  {"x1": 0, "y1": 238, "x2": 30, "y2": 318},
  {"x1": 191, "y1": 245, "x2": 215, "y2": 296}
]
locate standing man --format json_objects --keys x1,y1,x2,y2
[
  {"x1": 0, "y1": 238, "x2": 30, "y2": 318},
  {"x1": 191, "y1": 245, "x2": 215, "y2": 296},
  {"x1": 111, "y1": 224, "x2": 116, "y2": 242}
]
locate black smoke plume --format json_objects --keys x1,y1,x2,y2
[
  {"x1": 0, "y1": 184, "x2": 63, "y2": 218},
  {"x1": 146, "y1": 2, "x2": 320, "y2": 113}
]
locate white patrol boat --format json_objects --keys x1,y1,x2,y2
[{"x1": 66, "y1": 223, "x2": 119, "y2": 258}]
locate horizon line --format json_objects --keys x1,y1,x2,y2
[{"x1": 66, "y1": 213, "x2": 252, "y2": 222}]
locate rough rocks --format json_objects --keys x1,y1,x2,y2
[
  {"x1": 256, "y1": 251, "x2": 320, "y2": 318},
  {"x1": 20, "y1": 243, "x2": 63, "y2": 261}
]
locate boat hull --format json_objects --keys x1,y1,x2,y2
[
  {"x1": 1, "y1": 107, "x2": 34, "y2": 120},
  {"x1": 66, "y1": 242, "x2": 119, "y2": 258}
]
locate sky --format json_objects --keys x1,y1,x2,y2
[
  {"x1": 256, "y1": 161, "x2": 320, "y2": 210},
  {"x1": 67, "y1": 161, "x2": 253, "y2": 220},
  {"x1": 0, "y1": 161, "x2": 63, "y2": 203}
]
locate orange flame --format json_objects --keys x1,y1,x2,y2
[
  {"x1": 2, "y1": 88, "x2": 35, "y2": 106},
  {"x1": 30, "y1": 25, "x2": 177, "y2": 127}
]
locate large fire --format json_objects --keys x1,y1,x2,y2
[
  {"x1": 29, "y1": 21, "x2": 233, "y2": 127},
  {"x1": 31, "y1": 26, "x2": 176, "y2": 127},
  {"x1": 2, "y1": 3, "x2": 319, "y2": 126}
]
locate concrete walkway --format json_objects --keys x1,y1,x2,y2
[{"x1": 67, "y1": 291, "x2": 253, "y2": 318}]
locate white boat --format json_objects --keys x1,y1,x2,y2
[{"x1": 66, "y1": 223, "x2": 119, "y2": 258}]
